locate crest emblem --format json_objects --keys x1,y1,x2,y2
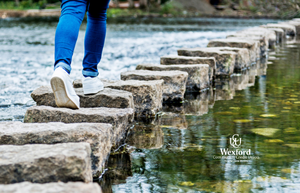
[{"x1": 230, "y1": 134, "x2": 241, "y2": 148}]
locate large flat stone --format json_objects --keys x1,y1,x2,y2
[
  {"x1": 31, "y1": 86, "x2": 134, "y2": 109},
  {"x1": 287, "y1": 21, "x2": 300, "y2": 35},
  {"x1": 0, "y1": 143, "x2": 92, "y2": 184},
  {"x1": 211, "y1": 47, "x2": 251, "y2": 71},
  {"x1": 262, "y1": 28, "x2": 285, "y2": 43},
  {"x1": 292, "y1": 18, "x2": 300, "y2": 22},
  {"x1": 136, "y1": 64, "x2": 210, "y2": 92},
  {"x1": 24, "y1": 106, "x2": 134, "y2": 146},
  {"x1": 121, "y1": 70, "x2": 188, "y2": 102},
  {"x1": 227, "y1": 34, "x2": 268, "y2": 56},
  {"x1": 261, "y1": 23, "x2": 296, "y2": 36},
  {"x1": 207, "y1": 39, "x2": 260, "y2": 63},
  {"x1": 103, "y1": 80, "x2": 164, "y2": 119},
  {"x1": 160, "y1": 55, "x2": 216, "y2": 80},
  {"x1": 235, "y1": 27, "x2": 277, "y2": 48},
  {"x1": 0, "y1": 122, "x2": 113, "y2": 177},
  {"x1": 0, "y1": 182, "x2": 102, "y2": 193},
  {"x1": 177, "y1": 48, "x2": 236, "y2": 76}
]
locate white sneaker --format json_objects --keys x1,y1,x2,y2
[
  {"x1": 50, "y1": 67, "x2": 80, "y2": 109},
  {"x1": 82, "y1": 77, "x2": 104, "y2": 95}
]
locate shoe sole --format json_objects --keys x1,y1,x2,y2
[
  {"x1": 83, "y1": 88, "x2": 104, "y2": 95},
  {"x1": 50, "y1": 76, "x2": 79, "y2": 109}
]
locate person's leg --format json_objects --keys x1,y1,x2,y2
[
  {"x1": 54, "y1": 0, "x2": 87, "y2": 74},
  {"x1": 51, "y1": 0, "x2": 88, "y2": 109},
  {"x1": 82, "y1": 0, "x2": 110, "y2": 77}
]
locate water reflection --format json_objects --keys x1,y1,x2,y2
[
  {"x1": 126, "y1": 124, "x2": 164, "y2": 149},
  {"x1": 108, "y1": 41, "x2": 300, "y2": 192},
  {"x1": 99, "y1": 151, "x2": 133, "y2": 193},
  {"x1": 158, "y1": 112, "x2": 188, "y2": 129}
]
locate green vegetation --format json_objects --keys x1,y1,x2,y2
[
  {"x1": 107, "y1": 8, "x2": 144, "y2": 18},
  {"x1": 0, "y1": 0, "x2": 60, "y2": 10},
  {"x1": 159, "y1": 1, "x2": 183, "y2": 16},
  {"x1": 2, "y1": 0, "x2": 300, "y2": 18}
]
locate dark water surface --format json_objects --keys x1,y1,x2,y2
[{"x1": 3, "y1": 17, "x2": 300, "y2": 193}]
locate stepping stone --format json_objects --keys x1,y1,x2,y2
[
  {"x1": 261, "y1": 23, "x2": 296, "y2": 36},
  {"x1": 162, "y1": 103, "x2": 185, "y2": 113},
  {"x1": 31, "y1": 86, "x2": 134, "y2": 109},
  {"x1": 0, "y1": 122, "x2": 113, "y2": 177},
  {"x1": 263, "y1": 28, "x2": 285, "y2": 43},
  {"x1": 0, "y1": 182, "x2": 102, "y2": 193},
  {"x1": 207, "y1": 39, "x2": 260, "y2": 63},
  {"x1": 227, "y1": 34, "x2": 268, "y2": 56},
  {"x1": 126, "y1": 124, "x2": 164, "y2": 149},
  {"x1": 211, "y1": 47, "x2": 250, "y2": 71},
  {"x1": 24, "y1": 106, "x2": 134, "y2": 146},
  {"x1": 103, "y1": 80, "x2": 164, "y2": 119},
  {"x1": 177, "y1": 48, "x2": 237, "y2": 76},
  {"x1": 160, "y1": 55, "x2": 216, "y2": 80},
  {"x1": 292, "y1": 18, "x2": 300, "y2": 22},
  {"x1": 235, "y1": 27, "x2": 277, "y2": 48},
  {"x1": 0, "y1": 143, "x2": 92, "y2": 184},
  {"x1": 73, "y1": 79, "x2": 84, "y2": 88},
  {"x1": 136, "y1": 64, "x2": 210, "y2": 92},
  {"x1": 121, "y1": 70, "x2": 188, "y2": 102},
  {"x1": 287, "y1": 21, "x2": 300, "y2": 35}
]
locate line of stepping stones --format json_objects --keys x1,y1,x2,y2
[{"x1": 1, "y1": 20, "x2": 299, "y2": 192}]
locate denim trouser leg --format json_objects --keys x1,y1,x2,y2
[
  {"x1": 82, "y1": 0, "x2": 110, "y2": 77},
  {"x1": 54, "y1": 0, "x2": 110, "y2": 77},
  {"x1": 54, "y1": 0, "x2": 87, "y2": 73}
]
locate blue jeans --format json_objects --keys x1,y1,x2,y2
[{"x1": 54, "y1": 0, "x2": 110, "y2": 77}]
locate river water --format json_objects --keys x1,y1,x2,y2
[
  {"x1": 2, "y1": 17, "x2": 300, "y2": 192},
  {"x1": 0, "y1": 17, "x2": 278, "y2": 122}
]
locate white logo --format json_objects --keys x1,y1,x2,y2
[{"x1": 230, "y1": 134, "x2": 241, "y2": 148}]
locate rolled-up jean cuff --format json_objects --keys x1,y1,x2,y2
[
  {"x1": 54, "y1": 62, "x2": 71, "y2": 74},
  {"x1": 82, "y1": 70, "x2": 99, "y2": 77}
]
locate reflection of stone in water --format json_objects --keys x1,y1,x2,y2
[
  {"x1": 232, "y1": 72, "x2": 249, "y2": 91},
  {"x1": 126, "y1": 124, "x2": 164, "y2": 149},
  {"x1": 248, "y1": 75, "x2": 255, "y2": 87},
  {"x1": 256, "y1": 58, "x2": 268, "y2": 76},
  {"x1": 207, "y1": 89, "x2": 215, "y2": 108},
  {"x1": 248, "y1": 59, "x2": 268, "y2": 77},
  {"x1": 159, "y1": 112, "x2": 188, "y2": 129},
  {"x1": 215, "y1": 79, "x2": 235, "y2": 101},
  {"x1": 184, "y1": 91, "x2": 211, "y2": 115},
  {"x1": 99, "y1": 152, "x2": 132, "y2": 193},
  {"x1": 249, "y1": 62, "x2": 258, "y2": 76}
]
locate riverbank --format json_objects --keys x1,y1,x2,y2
[{"x1": 0, "y1": 7, "x2": 297, "y2": 20}]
